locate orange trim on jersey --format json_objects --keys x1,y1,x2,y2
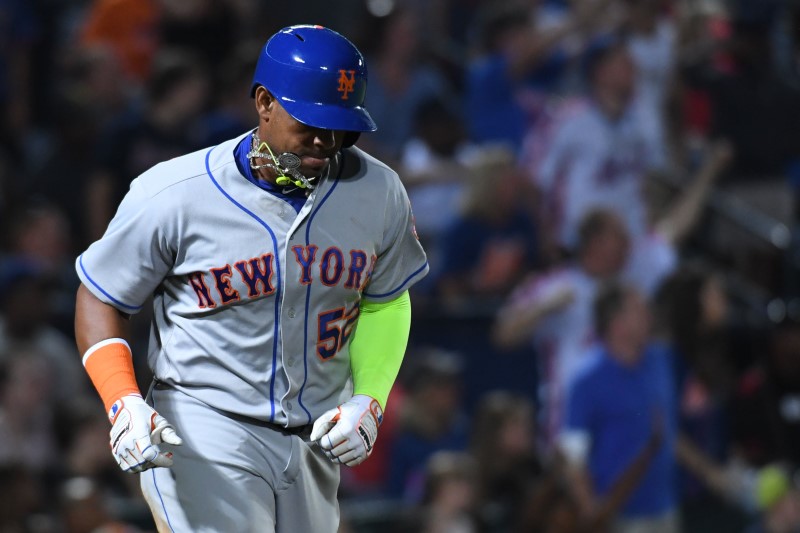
[
  {"x1": 234, "y1": 253, "x2": 276, "y2": 298},
  {"x1": 292, "y1": 244, "x2": 318, "y2": 285},
  {"x1": 188, "y1": 271, "x2": 217, "y2": 309},
  {"x1": 359, "y1": 254, "x2": 378, "y2": 291},
  {"x1": 319, "y1": 246, "x2": 344, "y2": 287},
  {"x1": 83, "y1": 340, "x2": 141, "y2": 413},
  {"x1": 345, "y1": 249, "x2": 368, "y2": 290},
  {"x1": 210, "y1": 264, "x2": 241, "y2": 305}
]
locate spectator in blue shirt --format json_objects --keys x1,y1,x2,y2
[
  {"x1": 465, "y1": 0, "x2": 615, "y2": 152},
  {"x1": 559, "y1": 282, "x2": 680, "y2": 533}
]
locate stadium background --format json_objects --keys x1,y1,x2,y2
[{"x1": 2, "y1": 0, "x2": 800, "y2": 531}]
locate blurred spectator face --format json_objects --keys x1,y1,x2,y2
[
  {"x1": 423, "y1": 119, "x2": 464, "y2": 157},
  {"x1": 421, "y1": 377, "x2": 462, "y2": 419},
  {"x1": 2, "y1": 276, "x2": 52, "y2": 334},
  {"x1": 585, "y1": 213, "x2": 630, "y2": 276},
  {"x1": 607, "y1": 288, "x2": 652, "y2": 361},
  {"x1": 464, "y1": 149, "x2": 528, "y2": 222},
  {"x1": 498, "y1": 405, "x2": 535, "y2": 458},
  {"x1": 147, "y1": 53, "x2": 210, "y2": 129},
  {"x1": 593, "y1": 47, "x2": 637, "y2": 104},
  {"x1": 478, "y1": 4, "x2": 529, "y2": 55},
  {"x1": 423, "y1": 452, "x2": 477, "y2": 512},
  {"x1": 435, "y1": 475, "x2": 475, "y2": 514},
  {"x1": 619, "y1": 289, "x2": 652, "y2": 344},
  {"x1": 160, "y1": 0, "x2": 213, "y2": 20},
  {"x1": 471, "y1": 392, "x2": 538, "y2": 481},
  {"x1": 415, "y1": 102, "x2": 465, "y2": 157},
  {"x1": 79, "y1": 45, "x2": 128, "y2": 111},
  {"x1": 627, "y1": 0, "x2": 661, "y2": 31},
  {"x1": 12, "y1": 207, "x2": 71, "y2": 270},
  {"x1": 601, "y1": 217, "x2": 630, "y2": 273},
  {"x1": 406, "y1": 351, "x2": 465, "y2": 425},
  {"x1": 165, "y1": 73, "x2": 209, "y2": 124},
  {"x1": 2, "y1": 353, "x2": 54, "y2": 414},
  {"x1": 383, "y1": 10, "x2": 419, "y2": 59},
  {"x1": 700, "y1": 275, "x2": 728, "y2": 328}
]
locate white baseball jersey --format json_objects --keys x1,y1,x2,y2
[
  {"x1": 536, "y1": 102, "x2": 665, "y2": 249},
  {"x1": 76, "y1": 132, "x2": 429, "y2": 427}
]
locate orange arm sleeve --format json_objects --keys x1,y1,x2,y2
[{"x1": 82, "y1": 339, "x2": 141, "y2": 414}]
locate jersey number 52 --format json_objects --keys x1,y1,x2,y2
[{"x1": 317, "y1": 302, "x2": 360, "y2": 360}]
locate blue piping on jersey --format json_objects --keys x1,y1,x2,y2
[
  {"x1": 297, "y1": 153, "x2": 346, "y2": 424},
  {"x1": 151, "y1": 456, "x2": 176, "y2": 532},
  {"x1": 363, "y1": 260, "x2": 429, "y2": 299},
  {"x1": 78, "y1": 254, "x2": 143, "y2": 311},
  {"x1": 149, "y1": 392, "x2": 175, "y2": 532},
  {"x1": 204, "y1": 146, "x2": 282, "y2": 423}
]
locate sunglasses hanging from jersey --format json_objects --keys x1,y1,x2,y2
[{"x1": 246, "y1": 132, "x2": 317, "y2": 191}]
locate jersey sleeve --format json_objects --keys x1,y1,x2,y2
[
  {"x1": 76, "y1": 178, "x2": 175, "y2": 313},
  {"x1": 362, "y1": 176, "x2": 429, "y2": 303}
]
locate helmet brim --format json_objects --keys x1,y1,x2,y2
[{"x1": 278, "y1": 96, "x2": 377, "y2": 133}]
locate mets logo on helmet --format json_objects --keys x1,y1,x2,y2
[{"x1": 338, "y1": 70, "x2": 356, "y2": 100}]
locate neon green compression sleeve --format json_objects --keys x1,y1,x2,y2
[{"x1": 350, "y1": 290, "x2": 411, "y2": 409}]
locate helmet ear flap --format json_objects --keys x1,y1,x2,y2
[{"x1": 342, "y1": 132, "x2": 360, "y2": 148}]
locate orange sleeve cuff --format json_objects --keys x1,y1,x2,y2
[{"x1": 82, "y1": 339, "x2": 141, "y2": 413}]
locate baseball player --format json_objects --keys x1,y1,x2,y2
[{"x1": 74, "y1": 25, "x2": 428, "y2": 532}]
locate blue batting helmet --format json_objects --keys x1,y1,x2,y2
[{"x1": 251, "y1": 25, "x2": 377, "y2": 136}]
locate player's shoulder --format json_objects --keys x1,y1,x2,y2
[
  {"x1": 131, "y1": 135, "x2": 242, "y2": 199},
  {"x1": 131, "y1": 147, "x2": 215, "y2": 198}
]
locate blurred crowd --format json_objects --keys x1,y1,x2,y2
[{"x1": 2, "y1": 0, "x2": 800, "y2": 532}]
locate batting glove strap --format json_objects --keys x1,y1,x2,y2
[
  {"x1": 109, "y1": 395, "x2": 182, "y2": 474},
  {"x1": 310, "y1": 395, "x2": 382, "y2": 467}
]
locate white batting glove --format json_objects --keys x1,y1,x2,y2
[
  {"x1": 310, "y1": 395, "x2": 383, "y2": 467},
  {"x1": 108, "y1": 394, "x2": 182, "y2": 473}
]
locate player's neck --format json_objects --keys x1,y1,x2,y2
[
  {"x1": 252, "y1": 126, "x2": 279, "y2": 184},
  {"x1": 252, "y1": 160, "x2": 278, "y2": 185}
]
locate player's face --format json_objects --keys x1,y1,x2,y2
[{"x1": 258, "y1": 92, "x2": 346, "y2": 177}]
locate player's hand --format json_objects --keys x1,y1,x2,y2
[
  {"x1": 108, "y1": 394, "x2": 183, "y2": 473},
  {"x1": 310, "y1": 395, "x2": 383, "y2": 467}
]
